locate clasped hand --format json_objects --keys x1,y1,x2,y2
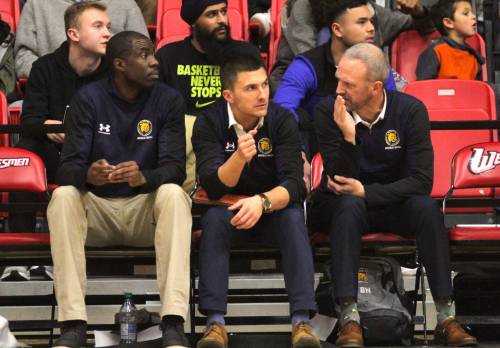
[{"x1": 87, "y1": 159, "x2": 146, "y2": 187}]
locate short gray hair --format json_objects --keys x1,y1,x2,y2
[{"x1": 342, "y1": 43, "x2": 390, "y2": 83}]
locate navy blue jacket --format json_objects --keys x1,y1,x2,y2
[
  {"x1": 192, "y1": 101, "x2": 306, "y2": 205},
  {"x1": 57, "y1": 77, "x2": 186, "y2": 197},
  {"x1": 314, "y1": 90, "x2": 433, "y2": 207}
]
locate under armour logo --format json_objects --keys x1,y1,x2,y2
[
  {"x1": 98, "y1": 123, "x2": 111, "y2": 135},
  {"x1": 225, "y1": 142, "x2": 235, "y2": 151}
]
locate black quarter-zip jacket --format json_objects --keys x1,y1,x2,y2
[
  {"x1": 314, "y1": 90, "x2": 434, "y2": 207},
  {"x1": 57, "y1": 77, "x2": 186, "y2": 197},
  {"x1": 20, "y1": 41, "x2": 110, "y2": 138},
  {"x1": 192, "y1": 101, "x2": 306, "y2": 205}
]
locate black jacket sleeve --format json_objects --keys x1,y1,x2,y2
[
  {"x1": 56, "y1": 93, "x2": 95, "y2": 189},
  {"x1": 140, "y1": 93, "x2": 186, "y2": 192},
  {"x1": 192, "y1": 112, "x2": 232, "y2": 200},
  {"x1": 314, "y1": 97, "x2": 361, "y2": 180},
  {"x1": 20, "y1": 60, "x2": 52, "y2": 138},
  {"x1": 416, "y1": 45, "x2": 440, "y2": 80},
  {"x1": 272, "y1": 108, "x2": 307, "y2": 204},
  {"x1": 364, "y1": 101, "x2": 434, "y2": 206}
]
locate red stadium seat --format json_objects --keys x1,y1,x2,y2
[
  {"x1": 268, "y1": 0, "x2": 287, "y2": 72},
  {"x1": 403, "y1": 80, "x2": 497, "y2": 200},
  {"x1": 391, "y1": 30, "x2": 487, "y2": 82},
  {"x1": 155, "y1": 0, "x2": 249, "y2": 49},
  {"x1": 0, "y1": 147, "x2": 49, "y2": 246},
  {"x1": 0, "y1": 0, "x2": 20, "y2": 32},
  {"x1": 0, "y1": 147, "x2": 48, "y2": 193},
  {"x1": 444, "y1": 142, "x2": 500, "y2": 242}
]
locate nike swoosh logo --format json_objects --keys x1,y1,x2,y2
[{"x1": 195, "y1": 100, "x2": 216, "y2": 108}]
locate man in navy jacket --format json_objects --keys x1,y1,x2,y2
[
  {"x1": 312, "y1": 43, "x2": 478, "y2": 348},
  {"x1": 192, "y1": 54, "x2": 320, "y2": 348},
  {"x1": 47, "y1": 31, "x2": 192, "y2": 348}
]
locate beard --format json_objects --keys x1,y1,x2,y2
[{"x1": 194, "y1": 23, "x2": 232, "y2": 64}]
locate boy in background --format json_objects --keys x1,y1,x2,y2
[{"x1": 416, "y1": 0, "x2": 483, "y2": 80}]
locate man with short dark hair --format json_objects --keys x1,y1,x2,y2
[
  {"x1": 3, "y1": 1, "x2": 112, "y2": 282},
  {"x1": 312, "y1": 43, "x2": 478, "y2": 347},
  {"x1": 47, "y1": 31, "x2": 191, "y2": 348},
  {"x1": 192, "y1": 54, "x2": 320, "y2": 348}
]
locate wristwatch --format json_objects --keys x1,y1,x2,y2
[{"x1": 258, "y1": 193, "x2": 272, "y2": 213}]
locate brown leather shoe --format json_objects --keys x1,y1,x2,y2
[
  {"x1": 291, "y1": 322, "x2": 321, "y2": 348},
  {"x1": 434, "y1": 318, "x2": 478, "y2": 346},
  {"x1": 196, "y1": 322, "x2": 228, "y2": 348},
  {"x1": 335, "y1": 321, "x2": 364, "y2": 348}
]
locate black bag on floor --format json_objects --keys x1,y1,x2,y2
[{"x1": 316, "y1": 256, "x2": 413, "y2": 346}]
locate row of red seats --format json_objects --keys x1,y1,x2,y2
[{"x1": 1, "y1": 79, "x2": 498, "y2": 235}]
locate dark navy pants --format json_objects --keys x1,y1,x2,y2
[
  {"x1": 311, "y1": 193, "x2": 453, "y2": 301},
  {"x1": 198, "y1": 205, "x2": 317, "y2": 316}
]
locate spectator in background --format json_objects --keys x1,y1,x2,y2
[
  {"x1": 156, "y1": 0, "x2": 260, "y2": 193},
  {"x1": 157, "y1": 0, "x2": 260, "y2": 116},
  {"x1": 0, "y1": 18, "x2": 15, "y2": 101},
  {"x1": 14, "y1": 0, "x2": 148, "y2": 78},
  {"x1": 1, "y1": 1, "x2": 110, "y2": 282},
  {"x1": 47, "y1": 31, "x2": 191, "y2": 348},
  {"x1": 416, "y1": 0, "x2": 482, "y2": 79},
  {"x1": 270, "y1": 0, "x2": 434, "y2": 91}
]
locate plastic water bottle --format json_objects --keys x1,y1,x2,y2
[{"x1": 119, "y1": 292, "x2": 138, "y2": 344}]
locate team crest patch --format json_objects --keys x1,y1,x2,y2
[
  {"x1": 257, "y1": 138, "x2": 273, "y2": 157},
  {"x1": 385, "y1": 130, "x2": 401, "y2": 150},
  {"x1": 385, "y1": 130, "x2": 400, "y2": 146},
  {"x1": 137, "y1": 120, "x2": 153, "y2": 140}
]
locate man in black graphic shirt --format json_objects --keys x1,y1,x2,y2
[{"x1": 156, "y1": 0, "x2": 259, "y2": 115}]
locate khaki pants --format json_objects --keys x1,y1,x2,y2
[
  {"x1": 47, "y1": 184, "x2": 192, "y2": 322},
  {"x1": 182, "y1": 115, "x2": 196, "y2": 194}
]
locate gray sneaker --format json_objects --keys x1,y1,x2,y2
[
  {"x1": 29, "y1": 265, "x2": 54, "y2": 280},
  {"x1": 1, "y1": 266, "x2": 29, "y2": 281},
  {"x1": 52, "y1": 321, "x2": 87, "y2": 348}
]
